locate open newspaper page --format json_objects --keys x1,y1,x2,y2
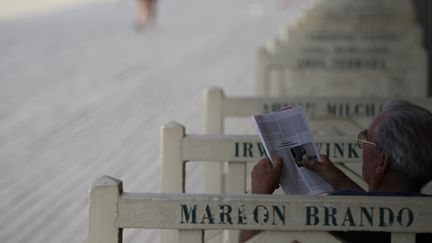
[{"x1": 251, "y1": 106, "x2": 334, "y2": 195}]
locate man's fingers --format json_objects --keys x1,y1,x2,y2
[
  {"x1": 278, "y1": 106, "x2": 293, "y2": 111},
  {"x1": 303, "y1": 154, "x2": 334, "y2": 174},
  {"x1": 303, "y1": 158, "x2": 325, "y2": 173},
  {"x1": 319, "y1": 154, "x2": 330, "y2": 162},
  {"x1": 256, "y1": 158, "x2": 271, "y2": 167},
  {"x1": 272, "y1": 156, "x2": 283, "y2": 171}
]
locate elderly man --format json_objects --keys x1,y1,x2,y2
[{"x1": 240, "y1": 100, "x2": 432, "y2": 243}]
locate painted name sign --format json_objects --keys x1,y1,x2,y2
[
  {"x1": 234, "y1": 142, "x2": 360, "y2": 159},
  {"x1": 179, "y1": 204, "x2": 285, "y2": 226},
  {"x1": 262, "y1": 101, "x2": 384, "y2": 118},
  {"x1": 179, "y1": 203, "x2": 414, "y2": 228},
  {"x1": 306, "y1": 205, "x2": 413, "y2": 227}
]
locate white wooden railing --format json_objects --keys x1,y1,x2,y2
[
  {"x1": 202, "y1": 87, "x2": 432, "y2": 195},
  {"x1": 89, "y1": 176, "x2": 432, "y2": 243},
  {"x1": 160, "y1": 121, "x2": 364, "y2": 243}
]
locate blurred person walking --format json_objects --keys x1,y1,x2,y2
[{"x1": 135, "y1": 0, "x2": 157, "y2": 29}]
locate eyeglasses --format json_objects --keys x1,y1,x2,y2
[{"x1": 357, "y1": 129, "x2": 376, "y2": 149}]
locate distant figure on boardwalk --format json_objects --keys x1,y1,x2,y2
[{"x1": 135, "y1": 0, "x2": 157, "y2": 29}]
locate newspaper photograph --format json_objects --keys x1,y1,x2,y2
[{"x1": 251, "y1": 106, "x2": 334, "y2": 195}]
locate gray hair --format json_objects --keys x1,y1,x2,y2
[{"x1": 375, "y1": 99, "x2": 432, "y2": 185}]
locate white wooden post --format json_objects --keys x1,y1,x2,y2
[
  {"x1": 204, "y1": 87, "x2": 224, "y2": 134},
  {"x1": 226, "y1": 162, "x2": 247, "y2": 194},
  {"x1": 204, "y1": 87, "x2": 248, "y2": 242},
  {"x1": 225, "y1": 161, "x2": 247, "y2": 242},
  {"x1": 256, "y1": 48, "x2": 268, "y2": 96},
  {"x1": 204, "y1": 88, "x2": 224, "y2": 193},
  {"x1": 160, "y1": 122, "x2": 187, "y2": 243},
  {"x1": 88, "y1": 176, "x2": 122, "y2": 243},
  {"x1": 275, "y1": 67, "x2": 285, "y2": 97},
  {"x1": 160, "y1": 121, "x2": 185, "y2": 193}
]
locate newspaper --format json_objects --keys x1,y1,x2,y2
[{"x1": 251, "y1": 106, "x2": 334, "y2": 195}]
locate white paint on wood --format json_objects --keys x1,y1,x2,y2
[
  {"x1": 88, "y1": 176, "x2": 122, "y2": 243},
  {"x1": 204, "y1": 87, "x2": 225, "y2": 194},
  {"x1": 255, "y1": 0, "x2": 427, "y2": 98},
  {"x1": 89, "y1": 176, "x2": 432, "y2": 243}
]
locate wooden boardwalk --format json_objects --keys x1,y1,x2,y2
[{"x1": 0, "y1": 0, "x2": 313, "y2": 242}]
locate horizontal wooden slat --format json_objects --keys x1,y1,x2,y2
[
  {"x1": 181, "y1": 135, "x2": 362, "y2": 163},
  {"x1": 221, "y1": 93, "x2": 432, "y2": 118},
  {"x1": 115, "y1": 192, "x2": 432, "y2": 233}
]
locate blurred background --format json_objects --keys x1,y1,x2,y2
[
  {"x1": 0, "y1": 0, "x2": 319, "y2": 242},
  {"x1": 0, "y1": 0, "x2": 430, "y2": 242}
]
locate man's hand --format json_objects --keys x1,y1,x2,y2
[
  {"x1": 251, "y1": 157, "x2": 282, "y2": 194},
  {"x1": 240, "y1": 158, "x2": 282, "y2": 243},
  {"x1": 302, "y1": 155, "x2": 364, "y2": 191}
]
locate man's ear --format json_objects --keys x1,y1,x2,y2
[{"x1": 376, "y1": 152, "x2": 390, "y2": 174}]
